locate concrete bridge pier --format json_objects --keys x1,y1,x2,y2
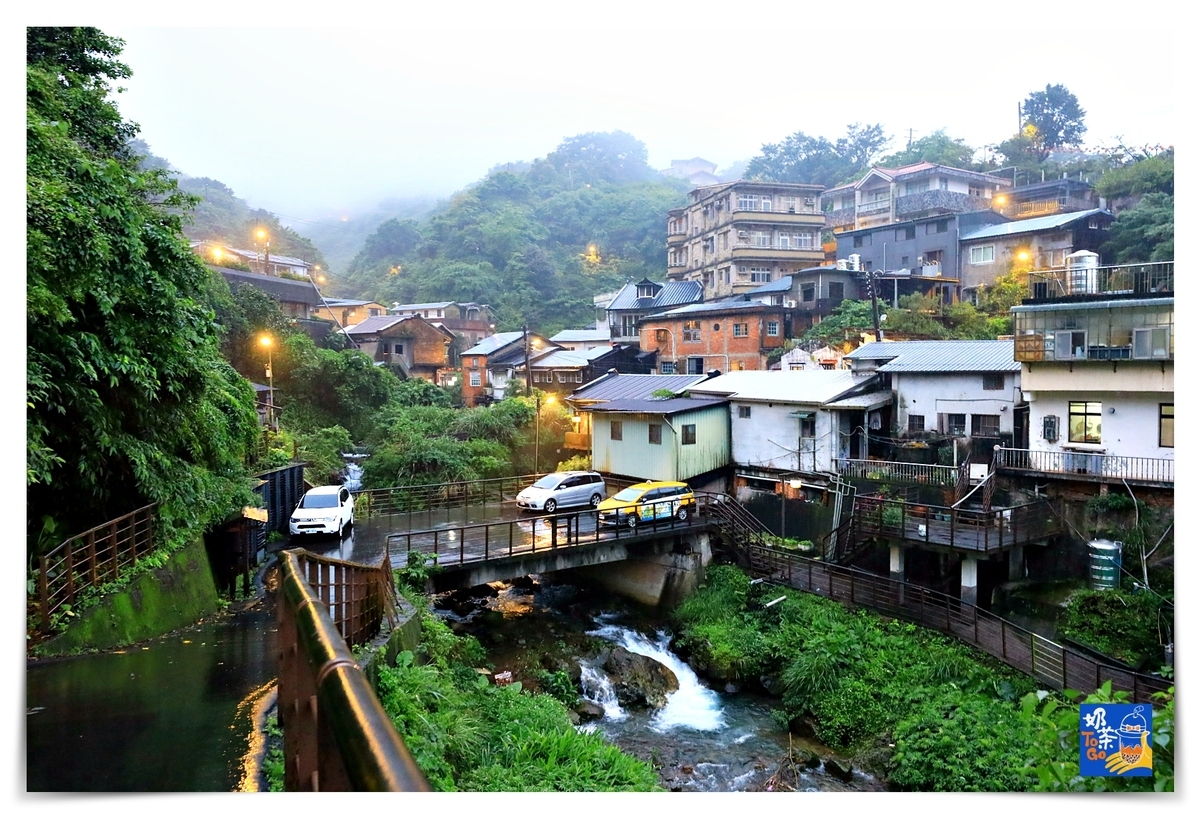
[
  {"x1": 1008, "y1": 546, "x2": 1025, "y2": 581},
  {"x1": 960, "y1": 556, "x2": 979, "y2": 606},
  {"x1": 548, "y1": 532, "x2": 713, "y2": 608},
  {"x1": 889, "y1": 544, "x2": 906, "y2": 583}
]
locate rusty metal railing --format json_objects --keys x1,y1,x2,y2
[
  {"x1": 277, "y1": 549, "x2": 429, "y2": 792},
  {"x1": 34, "y1": 504, "x2": 157, "y2": 630}
]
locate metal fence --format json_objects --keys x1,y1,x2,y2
[
  {"x1": 748, "y1": 545, "x2": 1171, "y2": 701},
  {"x1": 288, "y1": 549, "x2": 399, "y2": 647},
  {"x1": 994, "y1": 447, "x2": 1174, "y2": 485},
  {"x1": 834, "y1": 459, "x2": 958, "y2": 486},
  {"x1": 277, "y1": 549, "x2": 428, "y2": 792},
  {"x1": 35, "y1": 504, "x2": 157, "y2": 630},
  {"x1": 854, "y1": 495, "x2": 1060, "y2": 553},
  {"x1": 353, "y1": 473, "x2": 639, "y2": 519}
]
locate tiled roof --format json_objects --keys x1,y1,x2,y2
[
  {"x1": 847, "y1": 340, "x2": 1020, "y2": 372},
  {"x1": 607, "y1": 280, "x2": 704, "y2": 311},
  {"x1": 569, "y1": 373, "x2": 712, "y2": 403},
  {"x1": 959, "y1": 209, "x2": 1111, "y2": 241},
  {"x1": 690, "y1": 370, "x2": 869, "y2": 405}
]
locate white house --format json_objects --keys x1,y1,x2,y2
[
  {"x1": 846, "y1": 340, "x2": 1022, "y2": 442},
  {"x1": 688, "y1": 370, "x2": 889, "y2": 485}
]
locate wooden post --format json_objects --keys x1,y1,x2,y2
[{"x1": 64, "y1": 540, "x2": 75, "y2": 608}]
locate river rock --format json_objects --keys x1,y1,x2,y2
[
  {"x1": 602, "y1": 647, "x2": 679, "y2": 708},
  {"x1": 823, "y1": 758, "x2": 854, "y2": 782},
  {"x1": 724, "y1": 682, "x2": 740, "y2": 694},
  {"x1": 788, "y1": 715, "x2": 818, "y2": 738},
  {"x1": 575, "y1": 701, "x2": 605, "y2": 722}
]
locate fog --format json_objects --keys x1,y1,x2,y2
[{"x1": 104, "y1": 10, "x2": 1175, "y2": 225}]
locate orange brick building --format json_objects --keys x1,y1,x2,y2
[
  {"x1": 343, "y1": 314, "x2": 453, "y2": 382},
  {"x1": 460, "y1": 330, "x2": 558, "y2": 406},
  {"x1": 639, "y1": 301, "x2": 788, "y2": 375}
]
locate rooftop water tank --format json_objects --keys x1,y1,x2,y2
[{"x1": 1066, "y1": 250, "x2": 1100, "y2": 294}]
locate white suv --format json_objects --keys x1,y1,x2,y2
[
  {"x1": 289, "y1": 485, "x2": 355, "y2": 537},
  {"x1": 516, "y1": 471, "x2": 607, "y2": 514}
]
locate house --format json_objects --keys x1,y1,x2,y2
[
  {"x1": 958, "y1": 209, "x2": 1115, "y2": 302},
  {"x1": 549, "y1": 329, "x2": 613, "y2": 352},
  {"x1": 192, "y1": 240, "x2": 314, "y2": 278},
  {"x1": 389, "y1": 301, "x2": 495, "y2": 355},
  {"x1": 343, "y1": 314, "x2": 454, "y2": 382},
  {"x1": 666, "y1": 181, "x2": 826, "y2": 300},
  {"x1": 606, "y1": 278, "x2": 704, "y2": 345},
  {"x1": 563, "y1": 372, "x2": 715, "y2": 452},
  {"x1": 312, "y1": 298, "x2": 387, "y2": 329},
  {"x1": 661, "y1": 157, "x2": 721, "y2": 187},
  {"x1": 212, "y1": 264, "x2": 333, "y2": 342},
  {"x1": 460, "y1": 330, "x2": 558, "y2": 406},
  {"x1": 688, "y1": 370, "x2": 890, "y2": 486},
  {"x1": 588, "y1": 396, "x2": 731, "y2": 489},
  {"x1": 638, "y1": 300, "x2": 788, "y2": 374},
  {"x1": 999, "y1": 259, "x2": 1173, "y2": 487},
  {"x1": 993, "y1": 176, "x2": 1101, "y2": 221},
  {"x1": 516, "y1": 345, "x2": 657, "y2": 399},
  {"x1": 832, "y1": 209, "x2": 1007, "y2": 291},
  {"x1": 825, "y1": 162, "x2": 1011, "y2": 234},
  {"x1": 775, "y1": 344, "x2": 848, "y2": 371},
  {"x1": 845, "y1": 340, "x2": 1023, "y2": 457}
]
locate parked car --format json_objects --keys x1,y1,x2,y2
[
  {"x1": 289, "y1": 485, "x2": 355, "y2": 537},
  {"x1": 516, "y1": 471, "x2": 607, "y2": 513},
  {"x1": 597, "y1": 481, "x2": 696, "y2": 528}
]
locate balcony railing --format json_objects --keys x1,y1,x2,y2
[
  {"x1": 994, "y1": 447, "x2": 1173, "y2": 485},
  {"x1": 733, "y1": 241, "x2": 819, "y2": 252},
  {"x1": 857, "y1": 198, "x2": 892, "y2": 215},
  {"x1": 835, "y1": 459, "x2": 959, "y2": 486},
  {"x1": 1027, "y1": 261, "x2": 1173, "y2": 300}
]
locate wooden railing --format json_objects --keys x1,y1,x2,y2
[
  {"x1": 277, "y1": 549, "x2": 428, "y2": 791},
  {"x1": 35, "y1": 504, "x2": 157, "y2": 630},
  {"x1": 748, "y1": 545, "x2": 1171, "y2": 701},
  {"x1": 994, "y1": 447, "x2": 1174, "y2": 485},
  {"x1": 854, "y1": 496, "x2": 1060, "y2": 553},
  {"x1": 834, "y1": 459, "x2": 958, "y2": 486}
]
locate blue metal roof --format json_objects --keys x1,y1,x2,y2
[
  {"x1": 461, "y1": 331, "x2": 526, "y2": 357},
  {"x1": 959, "y1": 209, "x2": 1111, "y2": 241},
  {"x1": 644, "y1": 299, "x2": 770, "y2": 319},
  {"x1": 568, "y1": 373, "x2": 712, "y2": 403},
  {"x1": 745, "y1": 276, "x2": 793, "y2": 295},
  {"x1": 607, "y1": 280, "x2": 704, "y2": 311},
  {"x1": 590, "y1": 397, "x2": 728, "y2": 415},
  {"x1": 847, "y1": 340, "x2": 1020, "y2": 372}
]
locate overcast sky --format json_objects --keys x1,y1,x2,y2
[{"x1": 72, "y1": 6, "x2": 1183, "y2": 228}]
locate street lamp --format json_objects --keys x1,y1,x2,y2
[
  {"x1": 254, "y1": 228, "x2": 270, "y2": 275},
  {"x1": 260, "y1": 335, "x2": 274, "y2": 427},
  {"x1": 535, "y1": 394, "x2": 555, "y2": 474}
]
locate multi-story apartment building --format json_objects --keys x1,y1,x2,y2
[
  {"x1": 638, "y1": 301, "x2": 788, "y2": 374},
  {"x1": 998, "y1": 258, "x2": 1173, "y2": 488},
  {"x1": 666, "y1": 181, "x2": 825, "y2": 300},
  {"x1": 825, "y1": 162, "x2": 1010, "y2": 234}
]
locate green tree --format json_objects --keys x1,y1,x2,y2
[
  {"x1": 746, "y1": 123, "x2": 889, "y2": 187},
  {"x1": 1100, "y1": 193, "x2": 1174, "y2": 263},
  {"x1": 801, "y1": 299, "x2": 876, "y2": 343},
  {"x1": 27, "y1": 27, "x2": 260, "y2": 551},
  {"x1": 878, "y1": 129, "x2": 979, "y2": 169},
  {"x1": 1095, "y1": 151, "x2": 1174, "y2": 201},
  {"x1": 1022, "y1": 83, "x2": 1087, "y2": 152}
]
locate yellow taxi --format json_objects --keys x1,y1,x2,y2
[{"x1": 596, "y1": 481, "x2": 696, "y2": 528}]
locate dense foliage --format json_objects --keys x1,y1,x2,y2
[
  {"x1": 671, "y1": 566, "x2": 1172, "y2": 791},
  {"x1": 746, "y1": 123, "x2": 890, "y2": 188},
  {"x1": 27, "y1": 27, "x2": 260, "y2": 553},
  {"x1": 1100, "y1": 192, "x2": 1174, "y2": 263},
  {"x1": 1059, "y1": 590, "x2": 1166, "y2": 668},
  {"x1": 374, "y1": 604, "x2": 659, "y2": 792}
]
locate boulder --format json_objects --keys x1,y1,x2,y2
[
  {"x1": 823, "y1": 758, "x2": 854, "y2": 782},
  {"x1": 575, "y1": 701, "x2": 605, "y2": 722},
  {"x1": 602, "y1": 647, "x2": 679, "y2": 708}
]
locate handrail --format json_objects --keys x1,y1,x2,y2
[
  {"x1": 354, "y1": 473, "x2": 641, "y2": 519},
  {"x1": 994, "y1": 447, "x2": 1174, "y2": 485},
  {"x1": 278, "y1": 549, "x2": 429, "y2": 792},
  {"x1": 291, "y1": 550, "x2": 398, "y2": 646},
  {"x1": 834, "y1": 459, "x2": 958, "y2": 486},
  {"x1": 34, "y1": 503, "x2": 158, "y2": 630},
  {"x1": 747, "y1": 545, "x2": 1171, "y2": 701},
  {"x1": 853, "y1": 495, "x2": 1060, "y2": 553}
]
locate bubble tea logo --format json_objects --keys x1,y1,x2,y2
[{"x1": 1079, "y1": 703, "x2": 1153, "y2": 777}]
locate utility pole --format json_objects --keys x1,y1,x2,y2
[
  {"x1": 868, "y1": 271, "x2": 883, "y2": 342},
  {"x1": 523, "y1": 325, "x2": 533, "y2": 393}
]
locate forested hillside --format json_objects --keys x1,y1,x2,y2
[{"x1": 337, "y1": 131, "x2": 690, "y2": 334}]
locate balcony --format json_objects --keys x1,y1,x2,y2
[
  {"x1": 1012, "y1": 295, "x2": 1173, "y2": 363},
  {"x1": 730, "y1": 209, "x2": 825, "y2": 225},
  {"x1": 1026, "y1": 261, "x2": 1173, "y2": 301},
  {"x1": 994, "y1": 447, "x2": 1173, "y2": 486},
  {"x1": 856, "y1": 197, "x2": 892, "y2": 216},
  {"x1": 609, "y1": 323, "x2": 640, "y2": 341},
  {"x1": 731, "y1": 245, "x2": 824, "y2": 262},
  {"x1": 667, "y1": 232, "x2": 688, "y2": 246}
]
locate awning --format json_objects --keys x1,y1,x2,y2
[{"x1": 822, "y1": 390, "x2": 893, "y2": 411}]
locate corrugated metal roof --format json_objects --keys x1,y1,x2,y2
[
  {"x1": 592, "y1": 397, "x2": 728, "y2": 415},
  {"x1": 389, "y1": 301, "x2": 455, "y2": 311},
  {"x1": 569, "y1": 373, "x2": 711, "y2": 403},
  {"x1": 526, "y1": 347, "x2": 609, "y2": 368},
  {"x1": 745, "y1": 276, "x2": 793, "y2": 295},
  {"x1": 215, "y1": 266, "x2": 322, "y2": 306},
  {"x1": 847, "y1": 340, "x2": 1020, "y2": 372},
  {"x1": 550, "y1": 329, "x2": 611, "y2": 343},
  {"x1": 689, "y1": 370, "x2": 869, "y2": 404},
  {"x1": 822, "y1": 390, "x2": 893, "y2": 410},
  {"x1": 461, "y1": 331, "x2": 526, "y2": 357},
  {"x1": 959, "y1": 209, "x2": 1110, "y2": 241},
  {"x1": 645, "y1": 299, "x2": 770, "y2": 319},
  {"x1": 1011, "y1": 296, "x2": 1173, "y2": 313},
  {"x1": 345, "y1": 315, "x2": 412, "y2": 335},
  {"x1": 607, "y1": 280, "x2": 704, "y2": 311}
]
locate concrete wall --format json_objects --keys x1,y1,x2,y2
[
  {"x1": 729, "y1": 401, "x2": 836, "y2": 473},
  {"x1": 1026, "y1": 390, "x2": 1174, "y2": 461},
  {"x1": 895, "y1": 372, "x2": 1020, "y2": 435},
  {"x1": 547, "y1": 533, "x2": 714, "y2": 608}
]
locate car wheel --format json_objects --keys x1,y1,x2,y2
[
  {"x1": 590, "y1": 493, "x2": 602, "y2": 508},
  {"x1": 676, "y1": 506, "x2": 689, "y2": 522},
  {"x1": 544, "y1": 499, "x2": 557, "y2": 514},
  {"x1": 626, "y1": 513, "x2": 639, "y2": 529}
]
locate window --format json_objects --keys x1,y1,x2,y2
[
  {"x1": 713, "y1": 323, "x2": 721, "y2": 332},
  {"x1": 799, "y1": 414, "x2": 816, "y2": 438},
  {"x1": 969, "y1": 185, "x2": 984, "y2": 197},
  {"x1": 749, "y1": 267, "x2": 771, "y2": 283},
  {"x1": 610, "y1": 421, "x2": 623, "y2": 441},
  {"x1": 721, "y1": 231, "x2": 729, "y2": 250},
  {"x1": 971, "y1": 414, "x2": 1000, "y2": 437},
  {"x1": 733, "y1": 323, "x2": 749, "y2": 337},
  {"x1": 396, "y1": 344, "x2": 404, "y2": 354},
  {"x1": 575, "y1": 371, "x2": 583, "y2": 383},
  {"x1": 939, "y1": 178, "x2": 949, "y2": 191},
  {"x1": 738, "y1": 406, "x2": 752, "y2": 419},
  {"x1": 766, "y1": 321, "x2": 780, "y2": 337},
  {"x1": 896, "y1": 226, "x2": 916, "y2": 241},
  {"x1": 829, "y1": 282, "x2": 845, "y2": 300},
  {"x1": 469, "y1": 371, "x2": 482, "y2": 387},
  {"x1": 1053, "y1": 330, "x2": 1087, "y2": 361},
  {"x1": 801, "y1": 283, "x2": 815, "y2": 302},
  {"x1": 900, "y1": 256, "x2": 909, "y2": 268},
  {"x1": 783, "y1": 197, "x2": 798, "y2": 213},
  {"x1": 908, "y1": 414, "x2": 926, "y2": 433},
  {"x1": 853, "y1": 235, "x2": 864, "y2": 248},
  {"x1": 661, "y1": 361, "x2": 676, "y2": 374},
  {"x1": 751, "y1": 231, "x2": 771, "y2": 247},
  {"x1": 982, "y1": 373, "x2": 1004, "y2": 390},
  {"x1": 969, "y1": 245, "x2": 995, "y2": 264},
  {"x1": 1133, "y1": 327, "x2": 1170, "y2": 359},
  {"x1": 687, "y1": 357, "x2": 705, "y2": 375},
  {"x1": 904, "y1": 181, "x2": 929, "y2": 196},
  {"x1": 648, "y1": 424, "x2": 662, "y2": 445},
  {"x1": 682, "y1": 424, "x2": 697, "y2": 445},
  {"x1": 683, "y1": 319, "x2": 701, "y2": 342},
  {"x1": 737, "y1": 193, "x2": 756, "y2": 210},
  {"x1": 380, "y1": 342, "x2": 391, "y2": 354},
  {"x1": 946, "y1": 414, "x2": 966, "y2": 435},
  {"x1": 925, "y1": 249, "x2": 943, "y2": 265},
  {"x1": 1160, "y1": 404, "x2": 1174, "y2": 448},
  {"x1": 1068, "y1": 401, "x2": 1102, "y2": 444}
]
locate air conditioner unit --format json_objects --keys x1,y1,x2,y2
[
  {"x1": 738, "y1": 231, "x2": 749, "y2": 238},
  {"x1": 784, "y1": 299, "x2": 798, "y2": 308},
  {"x1": 1043, "y1": 415, "x2": 1059, "y2": 442}
]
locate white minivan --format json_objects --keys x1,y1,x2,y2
[
  {"x1": 289, "y1": 485, "x2": 355, "y2": 537},
  {"x1": 515, "y1": 471, "x2": 607, "y2": 514}
]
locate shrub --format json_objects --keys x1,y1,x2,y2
[{"x1": 810, "y1": 678, "x2": 886, "y2": 750}]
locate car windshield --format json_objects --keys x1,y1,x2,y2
[
  {"x1": 531, "y1": 475, "x2": 561, "y2": 489},
  {"x1": 300, "y1": 493, "x2": 339, "y2": 509},
  {"x1": 612, "y1": 487, "x2": 644, "y2": 502}
]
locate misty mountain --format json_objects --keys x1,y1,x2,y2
[{"x1": 289, "y1": 195, "x2": 439, "y2": 274}]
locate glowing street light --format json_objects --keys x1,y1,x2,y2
[{"x1": 260, "y1": 335, "x2": 275, "y2": 427}]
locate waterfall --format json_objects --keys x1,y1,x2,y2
[
  {"x1": 579, "y1": 663, "x2": 626, "y2": 722},
  {"x1": 588, "y1": 624, "x2": 727, "y2": 733},
  {"x1": 341, "y1": 452, "x2": 366, "y2": 492}
]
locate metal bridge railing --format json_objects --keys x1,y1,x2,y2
[
  {"x1": 277, "y1": 549, "x2": 429, "y2": 792},
  {"x1": 748, "y1": 544, "x2": 1172, "y2": 701}
]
